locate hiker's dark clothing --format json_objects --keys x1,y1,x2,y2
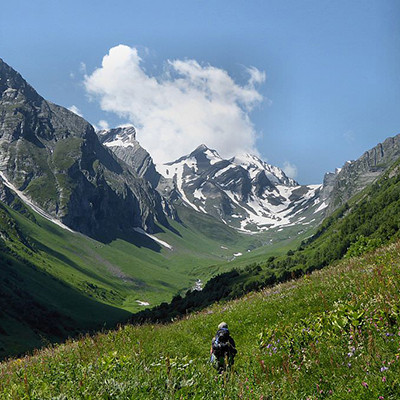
[{"x1": 211, "y1": 328, "x2": 237, "y2": 372}]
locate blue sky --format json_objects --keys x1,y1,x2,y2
[{"x1": 1, "y1": 0, "x2": 399, "y2": 183}]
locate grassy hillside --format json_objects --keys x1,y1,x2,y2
[{"x1": 1, "y1": 241, "x2": 400, "y2": 399}]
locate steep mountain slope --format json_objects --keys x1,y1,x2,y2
[
  {"x1": 321, "y1": 132, "x2": 400, "y2": 213},
  {"x1": 0, "y1": 199, "x2": 131, "y2": 359},
  {"x1": 0, "y1": 59, "x2": 172, "y2": 241}
]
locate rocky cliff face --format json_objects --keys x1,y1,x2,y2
[
  {"x1": 0, "y1": 58, "x2": 172, "y2": 241},
  {"x1": 322, "y1": 133, "x2": 400, "y2": 214},
  {"x1": 98, "y1": 127, "x2": 162, "y2": 189}
]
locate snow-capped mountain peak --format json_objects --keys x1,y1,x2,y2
[
  {"x1": 155, "y1": 144, "x2": 322, "y2": 232},
  {"x1": 163, "y1": 144, "x2": 223, "y2": 170},
  {"x1": 230, "y1": 153, "x2": 297, "y2": 186},
  {"x1": 190, "y1": 144, "x2": 222, "y2": 165},
  {"x1": 95, "y1": 133, "x2": 324, "y2": 233}
]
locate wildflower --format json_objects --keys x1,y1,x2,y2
[
  {"x1": 382, "y1": 376, "x2": 386, "y2": 382},
  {"x1": 379, "y1": 396, "x2": 384, "y2": 399},
  {"x1": 380, "y1": 366, "x2": 388, "y2": 372},
  {"x1": 362, "y1": 381, "x2": 368, "y2": 388}
]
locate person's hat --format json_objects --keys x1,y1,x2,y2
[{"x1": 218, "y1": 322, "x2": 228, "y2": 330}]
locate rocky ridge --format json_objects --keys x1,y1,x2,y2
[{"x1": 321, "y1": 133, "x2": 400, "y2": 214}]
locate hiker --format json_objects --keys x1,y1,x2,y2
[{"x1": 210, "y1": 322, "x2": 237, "y2": 372}]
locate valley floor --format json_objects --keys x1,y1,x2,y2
[{"x1": 1, "y1": 241, "x2": 400, "y2": 399}]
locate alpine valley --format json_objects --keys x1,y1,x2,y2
[{"x1": 1, "y1": 58, "x2": 400, "y2": 359}]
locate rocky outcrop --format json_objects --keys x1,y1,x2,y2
[
  {"x1": 322, "y1": 133, "x2": 400, "y2": 214},
  {"x1": 0, "y1": 58, "x2": 173, "y2": 241},
  {"x1": 98, "y1": 126, "x2": 161, "y2": 189},
  {"x1": 0, "y1": 179, "x2": 14, "y2": 205}
]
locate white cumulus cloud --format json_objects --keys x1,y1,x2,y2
[
  {"x1": 283, "y1": 161, "x2": 298, "y2": 179},
  {"x1": 83, "y1": 45, "x2": 266, "y2": 163}
]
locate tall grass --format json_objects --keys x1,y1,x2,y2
[{"x1": 1, "y1": 242, "x2": 400, "y2": 399}]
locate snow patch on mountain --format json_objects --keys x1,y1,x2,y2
[
  {"x1": 133, "y1": 227, "x2": 173, "y2": 250},
  {"x1": 204, "y1": 148, "x2": 222, "y2": 165},
  {"x1": 231, "y1": 153, "x2": 297, "y2": 186},
  {"x1": 98, "y1": 126, "x2": 137, "y2": 148},
  {"x1": 315, "y1": 201, "x2": 328, "y2": 213},
  {"x1": 0, "y1": 171, "x2": 75, "y2": 232}
]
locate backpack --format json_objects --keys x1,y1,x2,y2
[{"x1": 212, "y1": 329, "x2": 234, "y2": 359}]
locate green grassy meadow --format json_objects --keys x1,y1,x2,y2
[
  {"x1": 1, "y1": 197, "x2": 299, "y2": 359},
  {"x1": 6, "y1": 201, "x2": 284, "y2": 310},
  {"x1": 1, "y1": 241, "x2": 400, "y2": 399},
  {"x1": 2, "y1": 196, "x2": 303, "y2": 313}
]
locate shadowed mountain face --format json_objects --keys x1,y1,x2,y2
[
  {"x1": 98, "y1": 126, "x2": 161, "y2": 189},
  {"x1": 0, "y1": 59, "x2": 173, "y2": 242}
]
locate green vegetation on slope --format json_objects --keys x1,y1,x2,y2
[
  {"x1": 0, "y1": 201, "x2": 131, "y2": 359},
  {"x1": 1, "y1": 241, "x2": 400, "y2": 399}
]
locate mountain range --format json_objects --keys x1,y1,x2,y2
[
  {"x1": 100, "y1": 124, "x2": 400, "y2": 236},
  {"x1": 100, "y1": 127, "x2": 324, "y2": 233},
  {"x1": 2, "y1": 56, "x2": 399, "y2": 241}
]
